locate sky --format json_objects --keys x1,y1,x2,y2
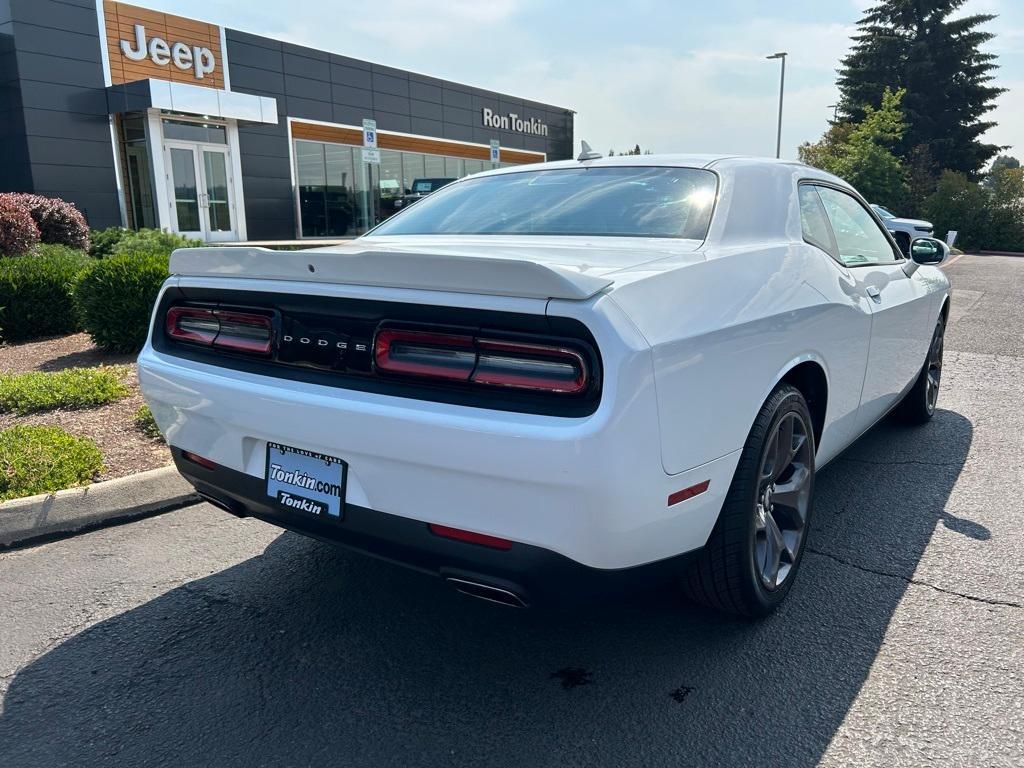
[{"x1": 148, "y1": 0, "x2": 1023, "y2": 162}]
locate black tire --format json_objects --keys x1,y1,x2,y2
[
  {"x1": 682, "y1": 384, "x2": 816, "y2": 618},
  {"x1": 896, "y1": 313, "x2": 946, "y2": 424}
]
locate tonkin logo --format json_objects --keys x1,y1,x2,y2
[
  {"x1": 481, "y1": 107, "x2": 549, "y2": 137},
  {"x1": 120, "y1": 24, "x2": 216, "y2": 80}
]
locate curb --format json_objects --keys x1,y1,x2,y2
[{"x1": 0, "y1": 465, "x2": 199, "y2": 549}]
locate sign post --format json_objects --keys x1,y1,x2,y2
[{"x1": 489, "y1": 140, "x2": 500, "y2": 165}]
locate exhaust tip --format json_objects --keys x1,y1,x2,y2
[
  {"x1": 197, "y1": 491, "x2": 247, "y2": 518},
  {"x1": 445, "y1": 576, "x2": 528, "y2": 608}
]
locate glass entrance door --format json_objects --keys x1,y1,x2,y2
[{"x1": 165, "y1": 142, "x2": 237, "y2": 241}]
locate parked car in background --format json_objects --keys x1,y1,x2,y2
[
  {"x1": 140, "y1": 155, "x2": 951, "y2": 618},
  {"x1": 394, "y1": 177, "x2": 457, "y2": 210},
  {"x1": 871, "y1": 204, "x2": 934, "y2": 254}
]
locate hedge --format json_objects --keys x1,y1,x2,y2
[
  {"x1": 111, "y1": 229, "x2": 202, "y2": 257},
  {"x1": 88, "y1": 226, "x2": 131, "y2": 259},
  {"x1": 0, "y1": 193, "x2": 89, "y2": 251},
  {"x1": 75, "y1": 252, "x2": 170, "y2": 353},
  {"x1": 0, "y1": 195, "x2": 41, "y2": 256},
  {"x1": 0, "y1": 246, "x2": 92, "y2": 342},
  {"x1": 0, "y1": 424, "x2": 104, "y2": 501}
]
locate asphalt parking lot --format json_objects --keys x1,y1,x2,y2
[{"x1": 1, "y1": 254, "x2": 1022, "y2": 768}]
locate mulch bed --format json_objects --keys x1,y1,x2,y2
[{"x1": 0, "y1": 333, "x2": 171, "y2": 481}]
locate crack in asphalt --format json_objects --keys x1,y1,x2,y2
[
  {"x1": 835, "y1": 456, "x2": 964, "y2": 468},
  {"x1": 806, "y1": 547, "x2": 1022, "y2": 609}
]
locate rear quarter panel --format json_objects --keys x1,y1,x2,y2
[{"x1": 607, "y1": 244, "x2": 872, "y2": 474}]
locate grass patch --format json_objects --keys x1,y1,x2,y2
[
  {"x1": 0, "y1": 366, "x2": 130, "y2": 415},
  {"x1": 134, "y1": 404, "x2": 163, "y2": 439},
  {"x1": 0, "y1": 424, "x2": 103, "y2": 501}
]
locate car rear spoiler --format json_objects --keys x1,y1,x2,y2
[{"x1": 169, "y1": 246, "x2": 613, "y2": 301}]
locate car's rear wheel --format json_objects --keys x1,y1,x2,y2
[
  {"x1": 682, "y1": 384, "x2": 815, "y2": 617},
  {"x1": 896, "y1": 313, "x2": 945, "y2": 424}
]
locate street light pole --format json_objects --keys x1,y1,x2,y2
[{"x1": 766, "y1": 52, "x2": 787, "y2": 159}]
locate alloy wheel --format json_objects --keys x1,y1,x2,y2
[
  {"x1": 754, "y1": 411, "x2": 813, "y2": 590},
  {"x1": 925, "y1": 321, "x2": 945, "y2": 414}
]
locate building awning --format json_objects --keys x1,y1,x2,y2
[{"x1": 106, "y1": 79, "x2": 278, "y2": 124}]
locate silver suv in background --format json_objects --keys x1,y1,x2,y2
[{"x1": 872, "y1": 204, "x2": 935, "y2": 254}]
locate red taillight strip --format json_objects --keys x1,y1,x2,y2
[
  {"x1": 667, "y1": 480, "x2": 710, "y2": 507},
  {"x1": 374, "y1": 328, "x2": 476, "y2": 381},
  {"x1": 213, "y1": 310, "x2": 273, "y2": 355},
  {"x1": 473, "y1": 338, "x2": 588, "y2": 394},
  {"x1": 166, "y1": 306, "x2": 218, "y2": 344},
  {"x1": 374, "y1": 328, "x2": 590, "y2": 395},
  {"x1": 428, "y1": 523, "x2": 514, "y2": 550},
  {"x1": 166, "y1": 305, "x2": 273, "y2": 355}
]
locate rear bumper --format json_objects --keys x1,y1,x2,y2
[
  {"x1": 139, "y1": 340, "x2": 739, "y2": 570},
  {"x1": 174, "y1": 448, "x2": 698, "y2": 605}
]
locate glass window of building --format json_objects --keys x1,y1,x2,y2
[
  {"x1": 423, "y1": 154, "x2": 446, "y2": 179},
  {"x1": 117, "y1": 114, "x2": 156, "y2": 230},
  {"x1": 377, "y1": 150, "x2": 404, "y2": 219},
  {"x1": 325, "y1": 144, "x2": 358, "y2": 236},
  {"x1": 162, "y1": 118, "x2": 227, "y2": 144},
  {"x1": 293, "y1": 137, "x2": 538, "y2": 236},
  {"x1": 401, "y1": 153, "x2": 425, "y2": 193},
  {"x1": 296, "y1": 140, "x2": 328, "y2": 237},
  {"x1": 444, "y1": 157, "x2": 462, "y2": 178}
]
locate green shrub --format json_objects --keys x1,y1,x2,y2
[
  {"x1": 0, "y1": 424, "x2": 103, "y2": 501},
  {"x1": 0, "y1": 366, "x2": 130, "y2": 415},
  {"x1": 75, "y1": 252, "x2": 170, "y2": 353},
  {"x1": 134, "y1": 404, "x2": 163, "y2": 439},
  {"x1": 0, "y1": 247, "x2": 91, "y2": 342},
  {"x1": 88, "y1": 226, "x2": 131, "y2": 258},
  {"x1": 111, "y1": 229, "x2": 202, "y2": 257}
]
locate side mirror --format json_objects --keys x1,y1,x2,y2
[{"x1": 910, "y1": 237, "x2": 949, "y2": 265}]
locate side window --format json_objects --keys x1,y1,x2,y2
[
  {"x1": 815, "y1": 186, "x2": 902, "y2": 266},
  {"x1": 798, "y1": 185, "x2": 838, "y2": 258}
]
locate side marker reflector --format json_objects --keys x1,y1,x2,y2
[
  {"x1": 668, "y1": 480, "x2": 710, "y2": 507},
  {"x1": 428, "y1": 523, "x2": 514, "y2": 551},
  {"x1": 182, "y1": 451, "x2": 219, "y2": 470}
]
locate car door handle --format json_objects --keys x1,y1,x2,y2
[{"x1": 866, "y1": 286, "x2": 881, "y2": 301}]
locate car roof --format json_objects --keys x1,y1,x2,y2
[{"x1": 474, "y1": 153, "x2": 846, "y2": 185}]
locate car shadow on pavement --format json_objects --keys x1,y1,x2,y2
[{"x1": 0, "y1": 410, "x2": 975, "y2": 768}]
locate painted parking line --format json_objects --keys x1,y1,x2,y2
[{"x1": 941, "y1": 253, "x2": 965, "y2": 269}]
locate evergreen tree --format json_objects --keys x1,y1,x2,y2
[{"x1": 836, "y1": 0, "x2": 1004, "y2": 178}]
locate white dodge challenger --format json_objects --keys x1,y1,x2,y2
[{"x1": 138, "y1": 154, "x2": 951, "y2": 616}]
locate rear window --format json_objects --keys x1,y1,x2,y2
[{"x1": 370, "y1": 166, "x2": 718, "y2": 239}]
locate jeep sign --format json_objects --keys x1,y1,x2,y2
[{"x1": 120, "y1": 24, "x2": 215, "y2": 80}]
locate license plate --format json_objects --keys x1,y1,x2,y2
[{"x1": 265, "y1": 442, "x2": 347, "y2": 521}]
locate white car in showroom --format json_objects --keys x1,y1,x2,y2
[{"x1": 139, "y1": 154, "x2": 950, "y2": 617}]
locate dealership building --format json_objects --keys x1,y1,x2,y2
[{"x1": 0, "y1": 0, "x2": 574, "y2": 241}]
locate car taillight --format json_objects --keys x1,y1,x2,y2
[
  {"x1": 166, "y1": 306, "x2": 273, "y2": 355},
  {"x1": 474, "y1": 338, "x2": 587, "y2": 393},
  {"x1": 373, "y1": 328, "x2": 476, "y2": 381},
  {"x1": 374, "y1": 327, "x2": 590, "y2": 395}
]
